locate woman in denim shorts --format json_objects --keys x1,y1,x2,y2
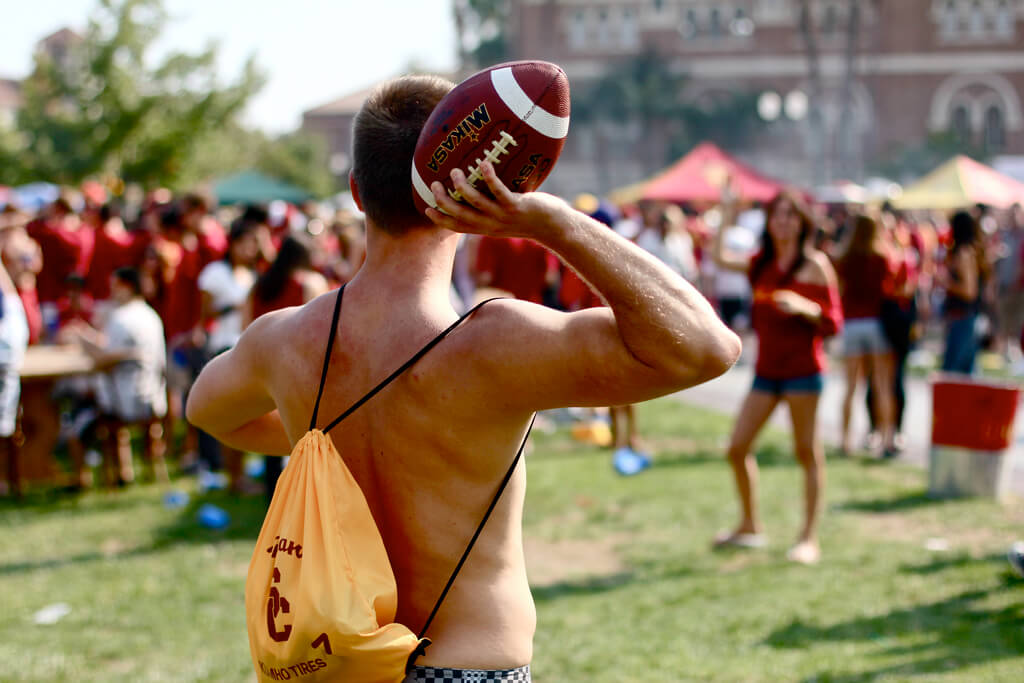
[
  {"x1": 834, "y1": 214, "x2": 898, "y2": 458},
  {"x1": 712, "y1": 190, "x2": 843, "y2": 565}
]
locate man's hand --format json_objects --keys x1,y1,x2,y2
[{"x1": 425, "y1": 162, "x2": 571, "y2": 240}]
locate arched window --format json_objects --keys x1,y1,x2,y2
[
  {"x1": 985, "y1": 105, "x2": 1006, "y2": 151},
  {"x1": 952, "y1": 104, "x2": 971, "y2": 142}
]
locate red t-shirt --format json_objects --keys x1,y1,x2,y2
[
  {"x1": 836, "y1": 251, "x2": 897, "y2": 320},
  {"x1": 750, "y1": 262, "x2": 843, "y2": 380},
  {"x1": 474, "y1": 236, "x2": 555, "y2": 305},
  {"x1": 28, "y1": 218, "x2": 95, "y2": 303},
  {"x1": 557, "y1": 263, "x2": 603, "y2": 311},
  {"x1": 87, "y1": 225, "x2": 151, "y2": 300},
  {"x1": 251, "y1": 276, "x2": 305, "y2": 320}
]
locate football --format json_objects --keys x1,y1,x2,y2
[{"x1": 411, "y1": 60, "x2": 570, "y2": 214}]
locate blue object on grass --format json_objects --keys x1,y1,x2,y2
[
  {"x1": 162, "y1": 490, "x2": 189, "y2": 508},
  {"x1": 197, "y1": 504, "x2": 230, "y2": 529},
  {"x1": 613, "y1": 447, "x2": 652, "y2": 476}
]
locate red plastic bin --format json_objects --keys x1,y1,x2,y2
[{"x1": 931, "y1": 375, "x2": 1021, "y2": 452}]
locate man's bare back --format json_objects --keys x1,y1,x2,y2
[
  {"x1": 187, "y1": 74, "x2": 741, "y2": 675},
  {"x1": 248, "y1": 283, "x2": 542, "y2": 668}
]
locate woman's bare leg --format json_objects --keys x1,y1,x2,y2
[
  {"x1": 840, "y1": 355, "x2": 864, "y2": 454},
  {"x1": 722, "y1": 390, "x2": 780, "y2": 537},
  {"x1": 785, "y1": 392, "x2": 825, "y2": 561}
]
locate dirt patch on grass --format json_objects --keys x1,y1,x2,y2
[
  {"x1": 525, "y1": 536, "x2": 627, "y2": 587},
  {"x1": 852, "y1": 499, "x2": 1024, "y2": 554}
]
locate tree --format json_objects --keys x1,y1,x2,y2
[
  {"x1": 182, "y1": 125, "x2": 337, "y2": 198},
  {"x1": 0, "y1": 0, "x2": 263, "y2": 187},
  {"x1": 573, "y1": 52, "x2": 766, "y2": 175},
  {"x1": 452, "y1": 0, "x2": 509, "y2": 72}
]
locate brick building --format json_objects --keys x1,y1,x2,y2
[
  {"x1": 509, "y1": 0, "x2": 1024, "y2": 196},
  {"x1": 301, "y1": 1, "x2": 1024, "y2": 198}
]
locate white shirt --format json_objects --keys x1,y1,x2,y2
[
  {"x1": 98, "y1": 298, "x2": 167, "y2": 421},
  {"x1": 635, "y1": 227, "x2": 699, "y2": 281},
  {"x1": 0, "y1": 288, "x2": 29, "y2": 368},
  {"x1": 198, "y1": 260, "x2": 255, "y2": 353}
]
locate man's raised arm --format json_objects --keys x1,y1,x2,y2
[{"x1": 427, "y1": 163, "x2": 742, "y2": 410}]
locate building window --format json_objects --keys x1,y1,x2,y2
[
  {"x1": 968, "y1": 0, "x2": 985, "y2": 36},
  {"x1": 941, "y1": 0, "x2": 959, "y2": 37},
  {"x1": 681, "y1": 8, "x2": 699, "y2": 39},
  {"x1": 621, "y1": 7, "x2": 639, "y2": 48},
  {"x1": 596, "y1": 8, "x2": 611, "y2": 43},
  {"x1": 985, "y1": 105, "x2": 1006, "y2": 151},
  {"x1": 823, "y1": 4, "x2": 840, "y2": 34},
  {"x1": 709, "y1": 7, "x2": 725, "y2": 37},
  {"x1": 995, "y1": 0, "x2": 1014, "y2": 37},
  {"x1": 568, "y1": 10, "x2": 587, "y2": 49},
  {"x1": 951, "y1": 104, "x2": 972, "y2": 142}
]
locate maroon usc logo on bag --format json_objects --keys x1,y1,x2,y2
[{"x1": 267, "y1": 568, "x2": 292, "y2": 643}]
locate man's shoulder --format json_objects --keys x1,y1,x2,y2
[{"x1": 242, "y1": 291, "x2": 333, "y2": 353}]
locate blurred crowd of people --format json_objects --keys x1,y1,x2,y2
[{"x1": 0, "y1": 182, "x2": 1022, "y2": 500}]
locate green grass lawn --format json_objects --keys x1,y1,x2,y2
[{"x1": 1, "y1": 397, "x2": 1022, "y2": 682}]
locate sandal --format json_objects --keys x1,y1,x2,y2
[{"x1": 712, "y1": 531, "x2": 767, "y2": 549}]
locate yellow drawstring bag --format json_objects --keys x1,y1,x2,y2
[
  {"x1": 245, "y1": 289, "x2": 526, "y2": 683},
  {"x1": 246, "y1": 429, "x2": 424, "y2": 683}
]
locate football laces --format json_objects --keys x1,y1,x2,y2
[{"x1": 448, "y1": 131, "x2": 518, "y2": 201}]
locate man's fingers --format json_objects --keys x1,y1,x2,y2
[
  {"x1": 450, "y1": 167, "x2": 500, "y2": 214},
  {"x1": 431, "y1": 180, "x2": 472, "y2": 220},
  {"x1": 479, "y1": 161, "x2": 516, "y2": 208}
]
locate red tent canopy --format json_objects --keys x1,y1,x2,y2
[{"x1": 641, "y1": 142, "x2": 787, "y2": 203}]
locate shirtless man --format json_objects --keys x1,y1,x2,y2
[{"x1": 186, "y1": 75, "x2": 740, "y2": 680}]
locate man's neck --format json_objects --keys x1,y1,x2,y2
[{"x1": 355, "y1": 222, "x2": 459, "y2": 305}]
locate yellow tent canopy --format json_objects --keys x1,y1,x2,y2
[{"x1": 892, "y1": 155, "x2": 1024, "y2": 210}]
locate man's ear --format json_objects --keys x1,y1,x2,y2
[{"x1": 349, "y1": 173, "x2": 364, "y2": 211}]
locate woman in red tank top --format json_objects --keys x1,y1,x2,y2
[
  {"x1": 244, "y1": 234, "x2": 329, "y2": 326},
  {"x1": 711, "y1": 189, "x2": 842, "y2": 565}
]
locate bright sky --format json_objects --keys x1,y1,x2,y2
[{"x1": 0, "y1": 0, "x2": 458, "y2": 133}]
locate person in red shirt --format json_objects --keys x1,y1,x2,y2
[
  {"x1": 86, "y1": 203, "x2": 151, "y2": 303},
  {"x1": 712, "y1": 189, "x2": 842, "y2": 565},
  {"x1": 244, "y1": 233, "x2": 329, "y2": 324},
  {"x1": 834, "y1": 213, "x2": 899, "y2": 458},
  {"x1": 472, "y1": 234, "x2": 557, "y2": 304},
  {"x1": 27, "y1": 197, "x2": 95, "y2": 306}
]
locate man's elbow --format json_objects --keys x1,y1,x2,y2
[{"x1": 680, "y1": 326, "x2": 742, "y2": 387}]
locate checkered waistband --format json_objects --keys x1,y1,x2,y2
[{"x1": 404, "y1": 664, "x2": 531, "y2": 682}]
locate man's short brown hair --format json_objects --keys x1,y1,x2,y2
[{"x1": 351, "y1": 75, "x2": 454, "y2": 234}]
